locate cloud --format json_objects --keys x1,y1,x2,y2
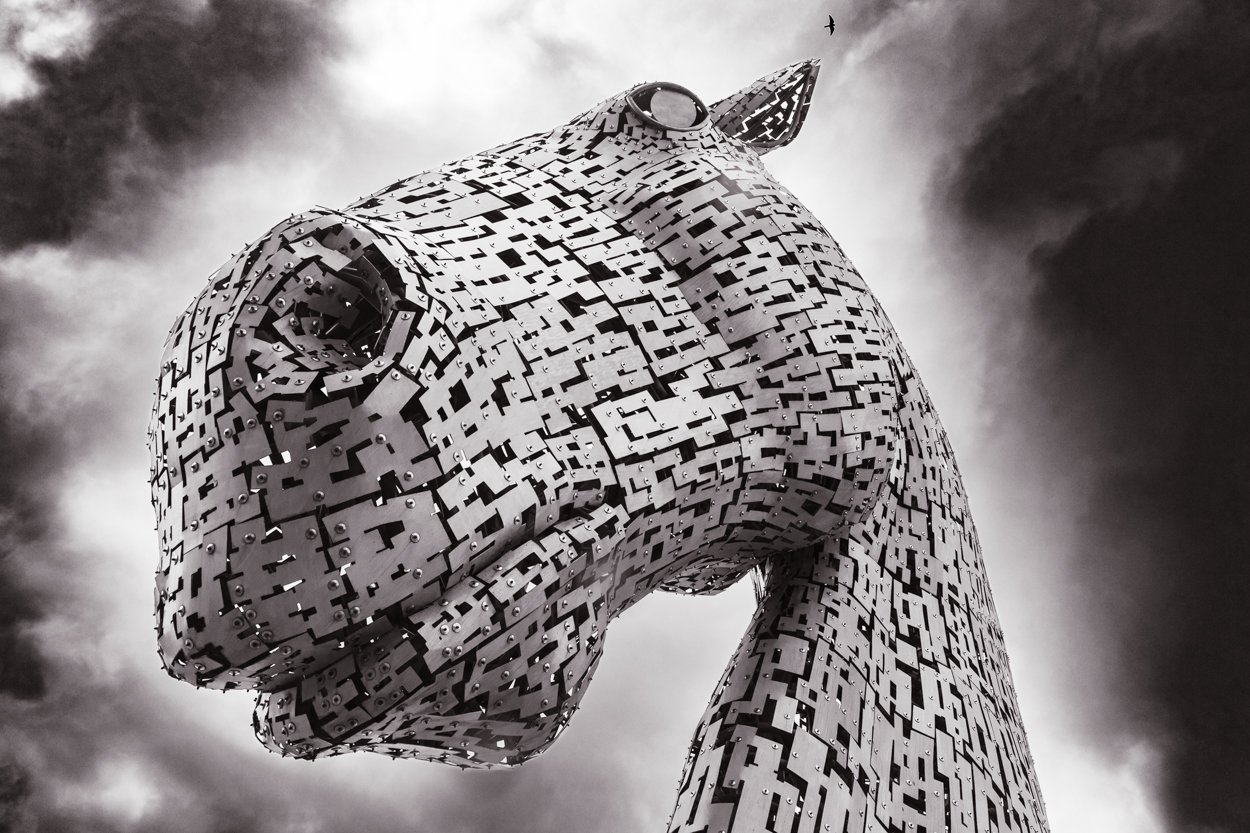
[
  {"x1": 0, "y1": 750, "x2": 36, "y2": 832},
  {"x1": 0, "y1": 0, "x2": 337, "y2": 253},
  {"x1": 0, "y1": 276, "x2": 68, "y2": 701},
  {"x1": 949, "y1": 0, "x2": 1250, "y2": 829}
]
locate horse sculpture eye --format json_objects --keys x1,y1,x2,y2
[{"x1": 627, "y1": 81, "x2": 708, "y2": 130}]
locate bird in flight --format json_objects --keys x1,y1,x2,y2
[{"x1": 825, "y1": 15, "x2": 836, "y2": 35}]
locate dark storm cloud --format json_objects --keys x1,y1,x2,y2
[
  {"x1": 0, "y1": 0, "x2": 336, "y2": 252},
  {"x1": 843, "y1": 0, "x2": 910, "y2": 36},
  {"x1": 953, "y1": 1, "x2": 1250, "y2": 829},
  {"x1": 0, "y1": 750, "x2": 35, "y2": 832},
  {"x1": 0, "y1": 499, "x2": 52, "y2": 701},
  {"x1": 0, "y1": 278, "x2": 64, "y2": 701},
  {"x1": 4, "y1": 667, "x2": 410, "y2": 833}
]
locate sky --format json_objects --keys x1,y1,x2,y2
[{"x1": 0, "y1": 1, "x2": 1246, "y2": 831}]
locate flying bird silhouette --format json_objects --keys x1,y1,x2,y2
[{"x1": 825, "y1": 14, "x2": 836, "y2": 34}]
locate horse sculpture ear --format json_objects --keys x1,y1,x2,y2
[{"x1": 710, "y1": 59, "x2": 820, "y2": 153}]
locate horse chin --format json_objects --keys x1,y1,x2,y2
[
  {"x1": 251, "y1": 509, "x2": 619, "y2": 763},
  {"x1": 256, "y1": 683, "x2": 572, "y2": 767}
]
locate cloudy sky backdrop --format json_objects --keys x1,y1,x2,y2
[{"x1": 1, "y1": 1, "x2": 1247, "y2": 831}]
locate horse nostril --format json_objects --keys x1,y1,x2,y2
[
  {"x1": 255, "y1": 224, "x2": 406, "y2": 380},
  {"x1": 317, "y1": 277, "x2": 392, "y2": 358}
]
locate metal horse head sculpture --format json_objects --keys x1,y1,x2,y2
[{"x1": 150, "y1": 61, "x2": 1048, "y2": 832}]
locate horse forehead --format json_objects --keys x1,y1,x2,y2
[{"x1": 583, "y1": 143, "x2": 803, "y2": 229}]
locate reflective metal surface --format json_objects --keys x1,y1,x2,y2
[{"x1": 150, "y1": 59, "x2": 1048, "y2": 832}]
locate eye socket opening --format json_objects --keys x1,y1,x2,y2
[{"x1": 626, "y1": 82, "x2": 709, "y2": 132}]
